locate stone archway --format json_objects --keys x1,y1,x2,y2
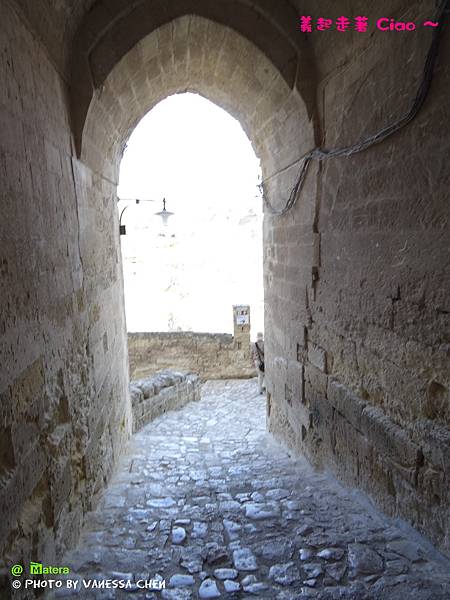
[
  {"x1": 65, "y1": 9, "x2": 317, "y2": 551},
  {"x1": 77, "y1": 15, "x2": 315, "y2": 211},
  {"x1": 69, "y1": 0, "x2": 319, "y2": 157},
  {"x1": 71, "y1": 11, "x2": 318, "y2": 452},
  {"x1": 3, "y1": 0, "x2": 448, "y2": 575}
]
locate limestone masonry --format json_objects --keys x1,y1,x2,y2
[
  {"x1": 130, "y1": 370, "x2": 201, "y2": 432},
  {"x1": 0, "y1": 1, "x2": 449, "y2": 594},
  {"x1": 128, "y1": 306, "x2": 256, "y2": 380},
  {"x1": 61, "y1": 380, "x2": 450, "y2": 599},
  {"x1": 129, "y1": 332, "x2": 256, "y2": 381}
]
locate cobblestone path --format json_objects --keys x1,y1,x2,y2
[{"x1": 60, "y1": 380, "x2": 450, "y2": 599}]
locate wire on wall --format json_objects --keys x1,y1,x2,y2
[{"x1": 262, "y1": 0, "x2": 449, "y2": 216}]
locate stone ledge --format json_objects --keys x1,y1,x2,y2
[
  {"x1": 328, "y1": 379, "x2": 366, "y2": 433},
  {"x1": 360, "y1": 405, "x2": 422, "y2": 469},
  {"x1": 414, "y1": 420, "x2": 450, "y2": 469},
  {"x1": 129, "y1": 332, "x2": 234, "y2": 344},
  {"x1": 130, "y1": 370, "x2": 201, "y2": 433},
  {"x1": 328, "y1": 378, "x2": 421, "y2": 469}
]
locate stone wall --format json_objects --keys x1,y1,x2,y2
[
  {"x1": 266, "y1": 0, "x2": 450, "y2": 556},
  {"x1": 128, "y1": 332, "x2": 256, "y2": 381},
  {"x1": 0, "y1": 0, "x2": 131, "y2": 577},
  {"x1": 1, "y1": 0, "x2": 448, "y2": 576},
  {"x1": 130, "y1": 370, "x2": 200, "y2": 432}
]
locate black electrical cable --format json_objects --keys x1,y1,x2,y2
[{"x1": 262, "y1": 0, "x2": 449, "y2": 216}]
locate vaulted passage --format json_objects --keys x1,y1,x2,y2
[
  {"x1": 62, "y1": 380, "x2": 450, "y2": 598},
  {"x1": 0, "y1": 0, "x2": 449, "y2": 596}
]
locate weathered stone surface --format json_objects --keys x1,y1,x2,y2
[
  {"x1": 245, "y1": 502, "x2": 280, "y2": 520},
  {"x1": 162, "y1": 589, "x2": 193, "y2": 600},
  {"x1": 129, "y1": 384, "x2": 144, "y2": 405},
  {"x1": 171, "y1": 526, "x2": 187, "y2": 545},
  {"x1": 299, "y1": 548, "x2": 314, "y2": 561},
  {"x1": 129, "y1": 331, "x2": 256, "y2": 381},
  {"x1": 316, "y1": 548, "x2": 345, "y2": 561},
  {"x1": 147, "y1": 497, "x2": 176, "y2": 508},
  {"x1": 224, "y1": 579, "x2": 240, "y2": 592},
  {"x1": 327, "y1": 379, "x2": 366, "y2": 432},
  {"x1": 307, "y1": 342, "x2": 328, "y2": 374},
  {"x1": 244, "y1": 581, "x2": 270, "y2": 593},
  {"x1": 169, "y1": 574, "x2": 195, "y2": 587},
  {"x1": 59, "y1": 380, "x2": 450, "y2": 599},
  {"x1": 233, "y1": 548, "x2": 258, "y2": 571},
  {"x1": 303, "y1": 563, "x2": 323, "y2": 579},
  {"x1": 269, "y1": 562, "x2": 301, "y2": 586},
  {"x1": 214, "y1": 568, "x2": 238, "y2": 580},
  {"x1": 0, "y1": 0, "x2": 132, "y2": 577},
  {"x1": 360, "y1": 405, "x2": 422, "y2": 468},
  {"x1": 348, "y1": 543, "x2": 383, "y2": 575},
  {"x1": 326, "y1": 562, "x2": 347, "y2": 582},
  {"x1": 1, "y1": 0, "x2": 450, "y2": 590},
  {"x1": 255, "y1": 538, "x2": 295, "y2": 561},
  {"x1": 130, "y1": 370, "x2": 200, "y2": 432},
  {"x1": 198, "y1": 578, "x2": 221, "y2": 598},
  {"x1": 387, "y1": 540, "x2": 423, "y2": 562},
  {"x1": 204, "y1": 543, "x2": 229, "y2": 565}
]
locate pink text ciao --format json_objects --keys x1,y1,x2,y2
[{"x1": 377, "y1": 18, "x2": 416, "y2": 31}]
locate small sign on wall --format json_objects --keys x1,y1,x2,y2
[{"x1": 236, "y1": 314, "x2": 249, "y2": 325}]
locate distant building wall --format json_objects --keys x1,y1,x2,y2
[
  {"x1": 128, "y1": 305, "x2": 258, "y2": 380},
  {"x1": 128, "y1": 332, "x2": 256, "y2": 380}
]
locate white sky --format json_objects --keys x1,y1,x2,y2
[{"x1": 118, "y1": 93, "x2": 264, "y2": 336}]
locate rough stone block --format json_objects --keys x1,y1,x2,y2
[
  {"x1": 327, "y1": 379, "x2": 366, "y2": 433},
  {"x1": 415, "y1": 421, "x2": 450, "y2": 469},
  {"x1": 11, "y1": 421, "x2": 39, "y2": 463},
  {"x1": 287, "y1": 360, "x2": 304, "y2": 404},
  {"x1": 361, "y1": 405, "x2": 421, "y2": 469},
  {"x1": 307, "y1": 342, "x2": 328, "y2": 373},
  {"x1": 50, "y1": 459, "x2": 72, "y2": 520},
  {"x1": 305, "y1": 364, "x2": 328, "y2": 397},
  {"x1": 134, "y1": 379, "x2": 155, "y2": 399},
  {"x1": 128, "y1": 332, "x2": 255, "y2": 380},
  {"x1": 129, "y1": 371, "x2": 200, "y2": 432}
]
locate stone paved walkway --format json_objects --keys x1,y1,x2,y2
[{"x1": 59, "y1": 380, "x2": 450, "y2": 599}]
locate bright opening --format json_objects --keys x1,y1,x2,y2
[{"x1": 118, "y1": 93, "x2": 263, "y2": 335}]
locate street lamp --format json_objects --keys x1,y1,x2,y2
[
  {"x1": 119, "y1": 198, "x2": 174, "y2": 235},
  {"x1": 154, "y1": 198, "x2": 174, "y2": 227}
]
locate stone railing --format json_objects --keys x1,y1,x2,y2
[
  {"x1": 130, "y1": 370, "x2": 201, "y2": 432},
  {"x1": 128, "y1": 332, "x2": 256, "y2": 381}
]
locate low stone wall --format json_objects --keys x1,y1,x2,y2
[
  {"x1": 130, "y1": 370, "x2": 201, "y2": 432},
  {"x1": 128, "y1": 332, "x2": 256, "y2": 380}
]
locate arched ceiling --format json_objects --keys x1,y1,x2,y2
[
  {"x1": 81, "y1": 15, "x2": 316, "y2": 214},
  {"x1": 11, "y1": 0, "x2": 95, "y2": 73},
  {"x1": 13, "y1": 0, "x2": 314, "y2": 78},
  {"x1": 69, "y1": 0, "x2": 319, "y2": 157}
]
